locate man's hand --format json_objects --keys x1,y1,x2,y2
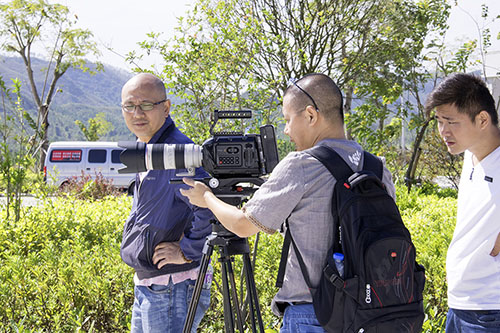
[
  {"x1": 179, "y1": 177, "x2": 212, "y2": 208},
  {"x1": 490, "y1": 232, "x2": 500, "y2": 257},
  {"x1": 152, "y1": 241, "x2": 191, "y2": 269}
]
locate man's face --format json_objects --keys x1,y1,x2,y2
[
  {"x1": 282, "y1": 95, "x2": 314, "y2": 151},
  {"x1": 435, "y1": 103, "x2": 482, "y2": 155},
  {"x1": 121, "y1": 80, "x2": 170, "y2": 142}
]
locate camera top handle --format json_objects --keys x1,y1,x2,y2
[{"x1": 209, "y1": 110, "x2": 252, "y2": 136}]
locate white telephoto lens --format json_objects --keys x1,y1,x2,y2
[
  {"x1": 162, "y1": 144, "x2": 177, "y2": 169},
  {"x1": 183, "y1": 144, "x2": 202, "y2": 169}
]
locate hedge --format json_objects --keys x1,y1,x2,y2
[{"x1": 0, "y1": 186, "x2": 456, "y2": 332}]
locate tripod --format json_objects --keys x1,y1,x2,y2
[{"x1": 183, "y1": 180, "x2": 265, "y2": 333}]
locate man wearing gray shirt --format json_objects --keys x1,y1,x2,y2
[{"x1": 181, "y1": 73, "x2": 395, "y2": 332}]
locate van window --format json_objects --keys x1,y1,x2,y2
[
  {"x1": 88, "y1": 149, "x2": 107, "y2": 163},
  {"x1": 111, "y1": 149, "x2": 123, "y2": 164},
  {"x1": 50, "y1": 149, "x2": 82, "y2": 162}
]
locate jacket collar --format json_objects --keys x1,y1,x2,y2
[{"x1": 148, "y1": 116, "x2": 174, "y2": 144}]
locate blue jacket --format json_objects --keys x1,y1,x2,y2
[{"x1": 120, "y1": 117, "x2": 213, "y2": 279}]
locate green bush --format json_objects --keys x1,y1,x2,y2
[
  {"x1": 397, "y1": 186, "x2": 456, "y2": 332},
  {"x1": 0, "y1": 195, "x2": 134, "y2": 332},
  {"x1": 0, "y1": 185, "x2": 456, "y2": 332}
]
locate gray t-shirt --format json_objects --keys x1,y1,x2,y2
[{"x1": 242, "y1": 138, "x2": 396, "y2": 316}]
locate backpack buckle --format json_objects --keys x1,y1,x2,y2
[{"x1": 324, "y1": 266, "x2": 344, "y2": 289}]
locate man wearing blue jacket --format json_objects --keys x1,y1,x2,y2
[{"x1": 120, "y1": 73, "x2": 213, "y2": 332}]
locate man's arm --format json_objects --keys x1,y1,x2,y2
[{"x1": 180, "y1": 177, "x2": 260, "y2": 238}]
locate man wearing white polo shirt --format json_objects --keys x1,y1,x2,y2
[{"x1": 426, "y1": 73, "x2": 500, "y2": 332}]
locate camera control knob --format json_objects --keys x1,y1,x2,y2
[{"x1": 209, "y1": 178, "x2": 219, "y2": 189}]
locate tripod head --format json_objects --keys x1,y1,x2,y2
[
  {"x1": 206, "y1": 176, "x2": 264, "y2": 248},
  {"x1": 171, "y1": 175, "x2": 263, "y2": 242}
]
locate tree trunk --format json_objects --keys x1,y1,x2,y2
[
  {"x1": 344, "y1": 85, "x2": 354, "y2": 140},
  {"x1": 405, "y1": 118, "x2": 431, "y2": 192},
  {"x1": 38, "y1": 104, "x2": 49, "y2": 172}
]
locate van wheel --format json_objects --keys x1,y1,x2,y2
[
  {"x1": 127, "y1": 182, "x2": 135, "y2": 196},
  {"x1": 59, "y1": 181, "x2": 70, "y2": 191}
]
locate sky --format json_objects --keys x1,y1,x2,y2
[
  {"x1": 444, "y1": 0, "x2": 500, "y2": 76},
  {"x1": 54, "y1": 0, "x2": 500, "y2": 74},
  {"x1": 55, "y1": 0, "x2": 195, "y2": 71}
]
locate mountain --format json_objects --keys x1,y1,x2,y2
[{"x1": 0, "y1": 56, "x2": 180, "y2": 143}]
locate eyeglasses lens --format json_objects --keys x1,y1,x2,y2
[{"x1": 122, "y1": 103, "x2": 155, "y2": 112}]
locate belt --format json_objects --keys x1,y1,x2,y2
[{"x1": 289, "y1": 301, "x2": 311, "y2": 306}]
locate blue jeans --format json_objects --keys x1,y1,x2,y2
[
  {"x1": 280, "y1": 304, "x2": 326, "y2": 333},
  {"x1": 446, "y1": 308, "x2": 500, "y2": 332},
  {"x1": 131, "y1": 278, "x2": 211, "y2": 333}
]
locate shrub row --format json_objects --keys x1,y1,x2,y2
[
  {"x1": 0, "y1": 185, "x2": 456, "y2": 332},
  {"x1": 0, "y1": 196, "x2": 134, "y2": 332}
]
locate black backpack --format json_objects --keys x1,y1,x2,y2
[{"x1": 276, "y1": 145, "x2": 425, "y2": 333}]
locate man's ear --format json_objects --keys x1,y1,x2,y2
[
  {"x1": 305, "y1": 105, "x2": 318, "y2": 124},
  {"x1": 477, "y1": 110, "x2": 490, "y2": 129},
  {"x1": 164, "y1": 99, "x2": 172, "y2": 117}
]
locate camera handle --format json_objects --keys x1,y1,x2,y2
[{"x1": 182, "y1": 221, "x2": 265, "y2": 333}]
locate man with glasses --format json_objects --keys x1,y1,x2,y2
[
  {"x1": 120, "y1": 73, "x2": 213, "y2": 332},
  {"x1": 180, "y1": 73, "x2": 395, "y2": 332}
]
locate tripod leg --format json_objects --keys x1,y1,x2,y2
[
  {"x1": 182, "y1": 243, "x2": 214, "y2": 333},
  {"x1": 242, "y1": 253, "x2": 265, "y2": 332},
  {"x1": 225, "y1": 256, "x2": 246, "y2": 332},
  {"x1": 219, "y1": 254, "x2": 236, "y2": 333}
]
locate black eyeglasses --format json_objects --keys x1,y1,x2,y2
[
  {"x1": 122, "y1": 99, "x2": 166, "y2": 113},
  {"x1": 288, "y1": 78, "x2": 319, "y2": 112}
]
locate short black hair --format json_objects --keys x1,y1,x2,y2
[
  {"x1": 425, "y1": 73, "x2": 498, "y2": 126},
  {"x1": 284, "y1": 73, "x2": 344, "y2": 123}
]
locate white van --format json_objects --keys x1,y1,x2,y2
[{"x1": 44, "y1": 141, "x2": 136, "y2": 194}]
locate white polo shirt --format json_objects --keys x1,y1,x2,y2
[{"x1": 447, "y1": 147, "x2": 500, "y2": 309}]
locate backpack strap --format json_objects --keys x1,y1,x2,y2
[
  {"x1": 308, "y1": 145, "x2": 383, "y2": 182},
  {"x1": 276, "y1": 217, "x2": 315, "y2": 288},
  {"x1": 276, "y1": 218, "x2": 291, "y2": 288},
  {"x1": 276, "y1": 146, "x2": 352, "y2": 289},
  {"x1": 307, "y1": 145, "x2": 354, "y2": 182},
  {"x1": 362, "y1": 151, "x2": 383, "y2": 180}
]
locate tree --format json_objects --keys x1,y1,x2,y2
[
  {"x1": 401, "y1": 39, "x2": 478, "y2": 190},
  {"x1": 130, "y1": 0, "x2": 449, "y2": 151},
  {"x1": 75, "y1": 112, "x2": 113, "y2": 141},
  {"x1": 128, "y1": 1, "x2": 276, "y2": 143},
  {"x1": 0, "y1": 76, "x2": 39, "y2": 222},
  {"x1": 0, "y1": 0, "x2": 102, "y2": 171},
  {"x1": 330, "y1": 0, "x2": 451, "y2": 187}
]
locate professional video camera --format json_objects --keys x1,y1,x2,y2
[{"x1": 117, "y1": 110, "x2": 279, "y2": 183}]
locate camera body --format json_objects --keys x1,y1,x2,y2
[
  {"x1": 118, "y1": 110, "x2": 279, "y2": 181},
  {"x1": 201, "y1": 123, "x2": 278, "y2": 178}
]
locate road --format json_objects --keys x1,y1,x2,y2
[{"x1": 0, "y1": 195, "x2": 45, "y2": 207}]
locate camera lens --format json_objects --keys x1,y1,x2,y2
[{"x1": 144, "y1": 143, "x2": 202, "y2": 171}]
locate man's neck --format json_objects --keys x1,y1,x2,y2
[
  {"x1": 471, "y1": 127, "x2": 500, "y2": 165},
  {"x1": 312, "y1": 123, "x2": 346, "y2": 145}
]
